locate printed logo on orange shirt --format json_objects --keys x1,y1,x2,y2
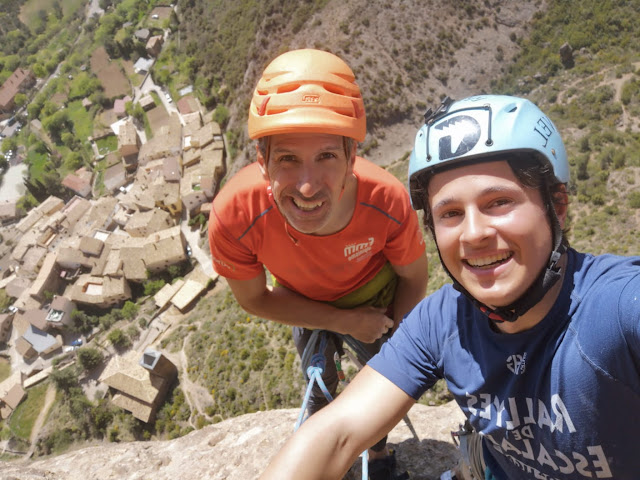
[
  {"x1": 213, "y1": 256, "x2": 235, "y2": 271},
  {"x1": 344, "y1": 237, "x2": 374, "y2": 262}
]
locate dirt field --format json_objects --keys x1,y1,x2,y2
[
  {"x1": 19, "y1": 0, "x2": 85, "y2": 28},
  {"x1": 90, "y1": 47, "x2": 131, "y2": 100},
  {"x1": 146, "y1": 104, "x2": 171, "y2": 133},
  {"x1": 150, "y1": 5, "x2": 174, "y2": 20}
]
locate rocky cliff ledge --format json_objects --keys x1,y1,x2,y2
[{"x1": 1, "y1": 402, "x2": 465, "y2": 480}]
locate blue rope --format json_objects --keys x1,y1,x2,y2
[{"x1": 296, "y1": 330, "x2": 368, "y2": 480}]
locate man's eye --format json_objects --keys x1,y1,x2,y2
[
  {"x1": 491, "y1": 198, "x2": 512, "y2": 208},
  {"x1": 318, "y1": 152, "x2": 337, "y2": 160},
  {"x1": 441, "y1": 210, "x2": 460, "y2": 219},
  {"x1": 277, "y1": 155, "x2": 296, "y2": 163}
]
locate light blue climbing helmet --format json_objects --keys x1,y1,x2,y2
[
  {"x1": 408, "y1": 94, "x2": 569, "y2": 210},
  {"x1": 408, "y1": 95, "x2": 571, "y2": 323}
]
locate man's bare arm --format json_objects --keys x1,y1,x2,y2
[
  {"x1": 260, "y1": 366, "x2": 415, "y2": 480},
  {"x1": 391, "y1": 252, "x2": 429, "y2": 329}
]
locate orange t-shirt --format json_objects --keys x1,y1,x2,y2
[{"x1": 208, "y1": 157, "x2": 425, "y2": 302}]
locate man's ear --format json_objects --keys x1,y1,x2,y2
[
  {"x1": 346, "y1": 140, "x2": 357, "y2": 173},
  {"x1": 256, "y1": 144, "x2": 269, "y2": 180},
  {"x1": 552, "y1": 184, "x2": 569, "y2": 227}
]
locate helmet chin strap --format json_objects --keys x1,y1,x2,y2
[
  {"x1": 452, "y1": 239, "x2": 565, "y2": 323},
  {"x1": 441, "y1": 196, "x2": 567, "y2": 324}
]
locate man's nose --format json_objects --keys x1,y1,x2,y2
[
  {"x1": 460, "y1": 209, "x2": 493, "y2": 244},
  {"x1": 297, "y1": 164, "x2": 322, "y2": 197}
]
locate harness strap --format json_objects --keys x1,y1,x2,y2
[{"x1": 296, "y1": 330, "x2": 369, "y2": 480}]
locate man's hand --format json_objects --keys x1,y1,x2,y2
[
  {"x1": 227, "y1": 275, "x2": 394, "y2": 343},
  {"x1": 343, "y1": 306, "x2": 394, "y2": 343}
]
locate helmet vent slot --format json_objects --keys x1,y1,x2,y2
[
  {"x1": 323, "y1": 84, "x2": 346, "y2": 95},
  {"x1": 277, "y1": 84, "x2": 300, "y2": 94}
]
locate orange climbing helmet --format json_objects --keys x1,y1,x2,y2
[{"x1": 248, "y1": 49, "x2": 366, "y2": 142}]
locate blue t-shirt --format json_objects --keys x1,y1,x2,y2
[{"x1": 370, "y1": 249, "x2": 640, "y2": 479}]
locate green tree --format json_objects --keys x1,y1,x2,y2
[
  {"x1": 41, "y1": 168, "x2": 66, "y2": 198},
  {"x1": 77, "y1": 347, "x2": 104, "y2": 371},
  {"x1": 52, "y1": 1, "x2": 63, "y2": 20},
  {"x1": 1, "y1": 137, "x2": 17, "y2": 154},
  {"x1": 61, "y1": 131, "x2": 77, "y2": 149},
  {"x1": 0, "y1": 289, "x2": 12, "y2": 311},
  {"x1": 143, "y1": 278, "x2": 165, "y2": 296},
  {"x1": 131, "y1": 103, "x2": 145, "y2": 124},
  {"x1": 27, "y1": 95, "x2": 45, "y2": 118},
  {"x1": 64, "y1": 152, "x2": 84, "y2": 171},
  {"x1": 153, "y1": 68, "x2": 171, "y2": 86},
  {"x1": 16, "y1": 193, "x2": 38, "y2": 215},
  {"x1": 213, "y1": 105, "x2": 230, "y2": 129},
  {"x1": 13, "y1": 92, "x2": 27, "y2": 108},
  {"x1": 108, "y1": 328, "x2": 131, "y2": 349},
  {"x1": 121, "y1": 300, "x2": 139, "y2": 320},
  {"x1": 50, "y1": 366, "x2": 79, "y2": 393},
  {"x1": 71, "y1": 309, "x2": 97, "y2": 333},
  {"x1": 69, "y1": 73, "x2": 101, "y2": 100},
  {"x1": 3, "y1": 55, "x2": 19, "y2": 72},
  {"x1": 32, "y1": 63, "x2": 47, "y2": 78},
  {"x1": 43, "y1": 110, "x2": 73, "y2": 143}
]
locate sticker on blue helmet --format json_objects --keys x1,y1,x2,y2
[{"x1": 434, "y1": 115, "x2": 482, "y2": 160}]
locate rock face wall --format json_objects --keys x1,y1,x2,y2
[{"x1": 1, "y1": 402, "x2": 466, "y2": 480}]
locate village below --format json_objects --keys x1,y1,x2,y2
[{"x1": 0, "y1": 1, "x2": 232, "y2": 459}]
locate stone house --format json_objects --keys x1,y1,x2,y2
[
  {"x1": 124, "y1": 209, "x2": 173, "y2": 238},
  {"x1": 45, "y1": 296, "x2": 76, "y2": 330},
  {"x1": 170, "y1": 279, "x2": 206, "y2": 312},
  {"x1": 134, "y1": 28, "x2": 150, "y2": 42},
  {"x1": 0, "y1": 201, "x2": 18, "y2": 224},
  {"x1": 0, "y1": 68, "x2": 35, "y2": 114},
  {"x1": 62, "y1": 167, "x2": 93, "y2": 198},
  {"x1": 66, "y1": 274, "x2": 132, "y2": 309},
  {"x1": 99, "y1": 349, "x2": 177, "y2": 423},
  {"x1": 162, "y1": 155, "x2": 181, "y2": 183},
  {"x1": 15, "y1": 324, "x2": 62, "y2": 360},
  {"x1": 28, "y1": 252, "x2": 61, "y2": 302},
  {"x1": 146, "y1": 35, "x2": 164, "y2": 57},
  {"x1": 137, "y1": 114, "x2": 182, "y2": 165},
  {"x1": 113, "y1": 96, "x2": 132, "y2": 119},
  {"x1": 139, "y1": 95, "x2": 155, "y2": 111},
  {"x1": 103, "y1": 161, "x2": 128, "y2": 192},
  {"x1": 0, "y1": 384, "x2": 26, "y2": 419},
  {"x1": 143, "y1": 226, "x2": 187, "y2": 274},
  {"x1": 118, "y1": 119, "x2": 140, "y2": 159}
]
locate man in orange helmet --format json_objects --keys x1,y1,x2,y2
[{"x1": 208, "y1": 49, "x2": 428, "y2": 479}]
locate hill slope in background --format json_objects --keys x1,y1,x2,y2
[{"x1": 180, "y1": 0, "x2": 543, "y2": 175}]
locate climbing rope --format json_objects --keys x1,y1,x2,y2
[{"x1": 296, "y1": 330, "x2": 369, "y2": 480}]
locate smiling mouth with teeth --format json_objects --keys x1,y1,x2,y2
[
  {"x1": 292, "y1": 197, "x2": 324, "y2": 211},
  {"x1": 465, "y1": 252, "x2": 513, "y2": 269}
]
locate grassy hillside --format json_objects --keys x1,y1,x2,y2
[{"x1": 493, "y1": 0, "x2": 640, "y2": 255}]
